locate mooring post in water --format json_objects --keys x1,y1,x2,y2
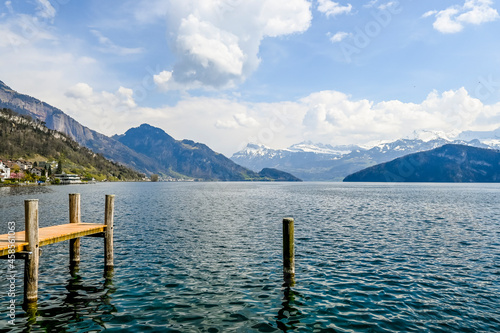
[
  {"x1": 69, "y1": 193, "x2": 81, "y2": 267},
  {"x1": 282, "y1": 217, "x2": 295, "y2": 284},
  {"x1": 24, "y1": 199, "x2": 39, "y2": 306},
  {"x1": 104, "y1": 195, "x2": 115, "y2": 269}
]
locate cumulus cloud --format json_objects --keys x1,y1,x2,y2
[
  {"x1": 317, "y1": 0, "x2": 352, "y2": 18},
  {"x1": 424, "y1": 0, "x2": 499, "y2": 34},
  {"x1": 65, "y1": 83, "x2": 94, "y2": 99},
  {"x1": 91, "y1": 30, "x2": 144, "y2": 55},
  {"x1": 65, "y1": 84, "x2": 138, "y2": 110},
  {"x1": 215, "y1": 113, "x2": 260, "y2": 129},
  {"x1": 153, "y1": 70, "x2": 173, "y2": 85},
  {"x1": 148, "y1": 0, "x2": 312, "y2": 90},
  {"x1": 329, "y1": 31, "x2": 351, "y2": 43},
  {"x1": 58, "y1": 82, "x2": 500, "y2": 156},
  {"x1": 298, "y1": 88, "x2": 498, "y2": 146}
]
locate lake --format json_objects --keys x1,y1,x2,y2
[{"x1": 1, "y1": 182, "x2": 499, "y2": 332}]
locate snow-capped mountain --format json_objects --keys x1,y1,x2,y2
[
  {"x1": 457, "y1": 128, "x2": 500, "y2": 148},
  {"x1": 408, "y1": 129, "x2": 461, "y2": 142},
  {"x1": 287, "y1": 141, "x2": 362, "y2": 155},
  {"x1": 230, "y1": 129, "x2": 500, "y2": 181},
  {"x1": 231, "y1": 142, "x2": 365, "y2": 177}
]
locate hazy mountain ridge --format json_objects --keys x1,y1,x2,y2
[
  {"x1": 231, "y1": 131, "x2": 499, "y2": 181},
  {"x1": 343, "y1": 144, "x2": 500, "y2": 182}
]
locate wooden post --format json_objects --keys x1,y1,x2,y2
[
  {"x1": 24, "y1": 199, "x2": 39, "y2": 305},
  {"x1": 283, "y1": 217, "x2": 295, "y2": 284},
  {"x1": 104, "y1": 195, "x2": 115, "y2": 269},
  {"x1": 69, "y1": 193, "x2": 81, "y2": 266}
]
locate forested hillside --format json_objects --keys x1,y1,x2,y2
[{"x1": 0, "y1": 108, "x2": 144, "y2": 181}]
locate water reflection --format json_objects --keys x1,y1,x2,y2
[
  {"x1": 276, "y1": 286, "x2": 303, "y2": 332},
  {"x1": 0, "y1": 185, "x2": 53, "y2": 197},
  {"x1": 19, "y1": 266, "x2": 117, "y2": 332}
]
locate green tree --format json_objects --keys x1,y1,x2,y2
[
  {"x1": 56, "y1": 160, "x2": 62, "y2": 174},
  {"x1": 151, "y1": 174, "x2": 159, "y2": 182}
]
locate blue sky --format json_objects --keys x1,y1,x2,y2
[{"x1": 1, "y1": 0, "x2": 500, "y2": 155}]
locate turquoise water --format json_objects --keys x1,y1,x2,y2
[{"x1": 0, "y1": 182, "x2": 499, "y2": 332}]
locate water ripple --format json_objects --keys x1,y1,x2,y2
[{"x1": 0, "y1": 182, "x2": 499, "y2": 332}]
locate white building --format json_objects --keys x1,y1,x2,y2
[
  {"x1": 54, "y1": 173, "x2": 82, "y2": 185},
  {"x1": 0, "y1": 161, "x2": 11, "y2": 180}
]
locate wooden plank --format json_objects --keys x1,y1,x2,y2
[{"x1": 0, "y1": 223, "x2": 106, "y2": 256}]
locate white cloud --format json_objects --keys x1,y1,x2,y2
[
  {"x1": 377, "y1": 2, "x2": 397, "y2": 11},
  {"x1": 55, "y1": 84, "x2": 500, "y2": 155},
  {"x1": 363, "y1": 0, "x2": 378, "y2": 8},
  {"x1": 118, "y1": 86, "x2": 137, "y2": 108},
  {"x1": 424, "y1": 0, "x2": 499, "y2": 34},
  {"x1": 65, "y1": 83, "x2": 94, "y2": 99},
  {"x1": 298, "y1": 88, "x2": 498, "y2": 146},
  {"x1": 139, "y1": 0, "x2": 312, "y2": 90},
  {"x1": 317, "y1": 0, "x2": 352, "y2": 18},
  {"x1": 5, "y1": 1, "x2": 13, "y2": 13},
  {"x1": 177, "y1": 15, "x2": 244, "y2": 76},
  {"x1": 215, "y1": 119, "x2": 239, "y2": 129},
  {"x1": 459, "y1": 0, "x2": 499, "y2": 24},
  {"x1": 234, "y1": 113, "x2": 260, "y2": 127},
  {"x1": 35, "y1": 0, "x2": 56, "y2": 21},
  {"x1": 422, "y1": 10, "x2": 438, "y2": 18},
  {"x1": 329, "y1": 31, "x2": 351, "y2": 43},
  {"x1": 91, "y1": 30, "x2": 144, "y2": 55},
  {"x1": 153, "y1": 71, "x2": 173, "y2": 85}
]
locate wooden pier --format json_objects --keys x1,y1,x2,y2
[{"x1": 0, "y1": 193, "x2": 114, "y2": 310}]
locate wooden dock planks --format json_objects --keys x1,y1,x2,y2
[{"x1": 0, "y1": 223, "x2": 106, "y2": 257}]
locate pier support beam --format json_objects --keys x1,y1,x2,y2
[
  {"x1": 24, "y1": 199, "x2": 39, "y2": 307},
  {"x1": 69, "y1": 194, "x2": 81, "y2": 268},
  {"x1": 282, "y1": 217, "x2": 295, "y2": 286},
  {"x1": 104, "y1": 195, "x2": 115, "y2": 270}
]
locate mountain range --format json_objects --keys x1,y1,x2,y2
[
  {"x1": 0, "y1": 80, "x2": 300, "y2": 181},
  {"x1": 344, "y1": 144, "x2": 500, "y2": 182},
  {"x1": 3, "y1": 78, "x2": 500, "y2": 182},
  {"x1": 231, "y1": 130, "x2": 500, "y2": 181},
  {"x1": 113, "y1": 124, "x2": 301, "y2": 181}
]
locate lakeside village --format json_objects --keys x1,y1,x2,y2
[
  {"x1": 0, "y1": 159, "x2": 85, "y2": 185},
  {"x1": 0, "y1": 159, "x2": 196, "y2": 185}
]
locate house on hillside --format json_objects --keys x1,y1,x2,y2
[
  {"x1": 15, "y1": 160, "x2": 32, "y2": 170},
  {"x1": 29, "y1": 167, "x2": 44, "y2": 177},
  {"x1": 4, "y1": 161, "x2": 19, "y2": 170},
  {"x1": 0, "y1": 161, "x2": 10, "y2": 180}
]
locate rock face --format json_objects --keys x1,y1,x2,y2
[
  {"x1": 343, "y1": 144, "x2": 500, "y2": 182},
  {"x1": 0, "y1": 80, "x2": 163, "y2": 174},
  {"x1": 0, "y1": 108, "x2": 144, "y2": 181}
]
